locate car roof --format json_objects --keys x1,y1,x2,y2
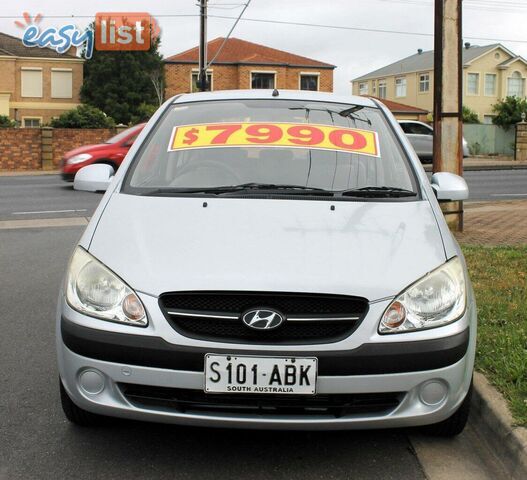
[{"x1": 171, "y1": 89, "x2": 378, "y2": 108}]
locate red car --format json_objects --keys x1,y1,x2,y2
[{"x1": 61, "y1": 123, "x2": 146, "y2": 181}]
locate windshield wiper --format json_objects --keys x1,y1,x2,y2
[
  {"x1": 340, "y1": 186, "x2": 417, "y2": 198},
  {"x1": 288, "y1": 105, "x2": 371, "y2": 126},
  {"x1": 140, "y1": 183, "x2": 332, "y2": 196}
]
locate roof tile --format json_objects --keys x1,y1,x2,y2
[
  {"x1": 165, "y1": 37, "x2": 335, "y2": 68},
  {"x1": 353, "y1": 44, "x2": 503, "y2": 82},
  {"x1": 369, "y1": 96, "x2": 428, "y2": 114},
  {"x1": 0, "y1": 31, "x2": 78, "y2": 58}
]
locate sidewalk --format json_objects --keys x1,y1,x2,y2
[
  {"x1": 1, "y1": 156, "x2": 527, "y2": 176},
  {"x1": 0, "y1": 169, "x2": 60, "y2": 176},
  {"x1": 455, "y1": 200, "x2": 527, "y2": 245},
  {"x1": 424, "y1": 156, "x2": 527, "y2": 172}
]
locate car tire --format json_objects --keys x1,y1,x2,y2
[
  {"x1": 59, "y1": 380, "x2": 109, "y2": 427},
  {"x1": 421, "y1": 378, "x2": 472, "y2": 437}
]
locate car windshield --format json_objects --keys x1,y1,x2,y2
[
  {"x1": 105, "y1": 125, "x2": 139, "y2": 144},
  {"x1": 123, "y1": 99, "x2": 416, "y2": 198}
]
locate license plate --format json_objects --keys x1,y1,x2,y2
[{"x1": 204, "y1": 354, "x2": 317, "y2": 395}]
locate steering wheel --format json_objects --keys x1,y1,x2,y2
[{"x1": 172, "y1": 160, "x2": 242, "y2": 186}]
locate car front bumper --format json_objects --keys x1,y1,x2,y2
[{"x1": 57, "y1": 298, "x2": 476, "y2": 430}]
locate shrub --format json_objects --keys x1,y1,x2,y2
[
  {"x1": 50, "y1": 105, "x2": 115, "y2": 128},
  {"x1": 492, "y1": 96, "x2": 527, "y2": 130},
  {"x1": 462, "y1": 106, "x2": 480, "y2": 124},
  {"x1": 131, "y1": 103, "x2": 158, "y2": 124},
  {"x1": 0, "y1": 115, "x2": 15, "y2": 128}
]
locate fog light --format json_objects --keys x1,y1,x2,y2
[
  {"x1": 79, "y1": 370, "x2": 105, "y2": 395},
  {"x1": 419, "y1": 381, "x2": 447, "y2": 406}
]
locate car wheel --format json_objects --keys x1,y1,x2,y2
[
  {"x1": 59, "y1": 380, "x2": 110, "y2": 427},
  {"x1": 421, "y1": 378, "x2": 472, "y2": 437}
]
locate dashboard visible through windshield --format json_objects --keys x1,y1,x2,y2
[{"x1": 122, "y1": 99, "x2": 418, "y2": 200}]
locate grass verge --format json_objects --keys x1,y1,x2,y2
[{"x1": 462, "y1": 245, "x2": 527, "y2": 425}]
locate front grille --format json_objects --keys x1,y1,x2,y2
[
  {"x1": 159, "y1": 291, "x2": 368, "y2": 345},
  {"x1": 119, "y1": 384, "x2": 402, "y2": 418}
]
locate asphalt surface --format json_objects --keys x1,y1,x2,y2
[
  {"x1": 0, "y1": 173, "x2": 512, "y2": 479},
  {"x1": 0, "y1": 169, "x2": 526, "y2": 221},
  {"x1": 0, "y1": 227, "x2": 428, "y2": 480}
]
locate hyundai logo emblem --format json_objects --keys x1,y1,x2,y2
[{"x1": 242, "y1": 309, "x2": 285, "y2": 330}]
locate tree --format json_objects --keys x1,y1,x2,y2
[
  {"x1": 132, "y1": 103, "x2": 158, "y2": 123},
  {"x1": 50, "y1": 105, "x2": 115, "y2": 128},
  {"x1": 492, "y1": 96, "x2": 527, "y2": 130},
  {"x1": 80, "y1": 26, "x2": 164, "y2": 124},
  {"x1": 462, "y1": 106, "x2": 480, "y2": 124},
  {"x1": 0, "y1": 115, "x2": 15, "y2": 128}
]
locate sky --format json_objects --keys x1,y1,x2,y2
[{"x1": 2, "y1": 0, "x2": 527, "y2": 94}]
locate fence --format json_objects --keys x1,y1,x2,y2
[
  {"x1": 0, "y1": 127, "x2": 124, "y2": 170},
  {"x1": 463, "y1": 124, "x2": 515, "y2": 156}
]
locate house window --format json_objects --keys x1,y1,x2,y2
[
  {"x1": 51, "y1": 69, "x2": 73, "y2": 98},
  {"x1": 22, "y1": 117, "x2": 41, "y2": 128},
  {"x1": 372, "y1": 81, "x2": 376, "y2": 95},
  {"x1": 467, "y1": 73, "x2": 480, "y2": 95},
  {"x1": 378, "y1": 80, "x2": 387, "y2": 99},
  {"x1": 299, "y1": 73, "x2": 319, "y2": 91},
  {"x1": 507, "y1": 71, "x2": 525, "y2": 97},
  {"x1": 21, "y1": 68, "x2": 43, "y2": 98},
  {"x1": 359, "y1": 82, "x2": 368, "y2": 95},
  {"x1": 251, "y1": 72, "x2": 275, "y2": 89},
  {"x1": 395, "y1": 77, "x2": 407, "y2": 97},
  {"x1": 484, "y1": 73, "x2": 497, "y2": 96},
  {"x1": 419, "y1": 73, "x2": 430, "y2": 93},
  {"x1": 191, "y1": 71, "x2": 212, "y2": 92}
]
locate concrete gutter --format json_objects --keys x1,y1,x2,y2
[
  {"x1": 0, "y1": 170, "x2": 60, "y2": 176},
  {"x1": 471, "y1": 372, "x2": 527, "y2": 479}
]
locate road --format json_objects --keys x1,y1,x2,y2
[
  {"x1": 0, "y1": 169, "x2": 525, "y2": 221},
  {"x1": 0, "y1": 172, "x2": 512, "y2": 479},
  {"x1": 0, "y1": 225, "x2": 507, "y2": 480}
]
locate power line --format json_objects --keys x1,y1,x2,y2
[
  {"x1": 1, "y1": 11, "x2": 526, "y2": 45},
  {"x1": 207, "y1": 14, "x2": 527, "y2": 44},
  {"x1": 377, "y1": 0, "x2": 527, "y2": 12},
  {"x1": 207, "y1": 0, "x2": 252, "y2": 68}
]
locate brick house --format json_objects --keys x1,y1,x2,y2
[
  {"x1": 164, "y1": 37, "x2": 335, "y2": 96},
  {"x1": 0, "y1": 32, "x2": 84, "y2": 127},
  {"x1": 373, "y1": 98, "x2": 429, "y2": 121}
]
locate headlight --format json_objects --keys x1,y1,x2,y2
[
  {"x1": 379, "y1": 257, "x2": 466, "y2": 334},
  {"x1": 67, "y1": 153, "x2": 92, "y2": 165},
  {"x1": 65, "y1": 247, "x2": 147, "y2": 326}
]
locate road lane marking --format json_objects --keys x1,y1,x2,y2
[
  {"x1": 0, "y1": 217, "x2": 89, "y2": 230},
  {"x1": 11, "y1": 209, "x2": 87, "y2": 215},
  {"x1": 490, "y1": 193, "x2": 527, "y2": 197}
]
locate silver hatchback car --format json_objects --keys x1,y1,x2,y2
[{"x1": 57, "y1": 90, "x2": 476, "y2": 436}]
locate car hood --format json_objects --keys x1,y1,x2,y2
[
  {"x1": 64, "y1": 143, "x2": 111, "y2": 158},
  {"x1": 88, "y1": 194, "x2": 446, "y2": 301}
]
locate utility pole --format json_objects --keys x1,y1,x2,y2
[
  {"x1": 198, "y1": 0, "x2": 208, "y2": 92},
  {"x1": 433, "y1": 0, "x2": 463, "y2": 231}
]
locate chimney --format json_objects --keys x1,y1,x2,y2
[
  {"x1": 464, "y1": 42, "x2": 471, "y2": 50},
  {"x1": 417, "y1": 48, "x2": 423, "y2": 55}
]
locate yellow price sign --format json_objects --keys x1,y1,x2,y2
[{"x1": 168, "y1": 122, "x2": 380, "y2": 157}]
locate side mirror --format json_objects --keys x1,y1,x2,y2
[
  {"x1": 74, "y1": 164, "x2": 115, "y2": 192},
  {"x1": 430, "y1": 172, "x2": 469, "y2": 201}
]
